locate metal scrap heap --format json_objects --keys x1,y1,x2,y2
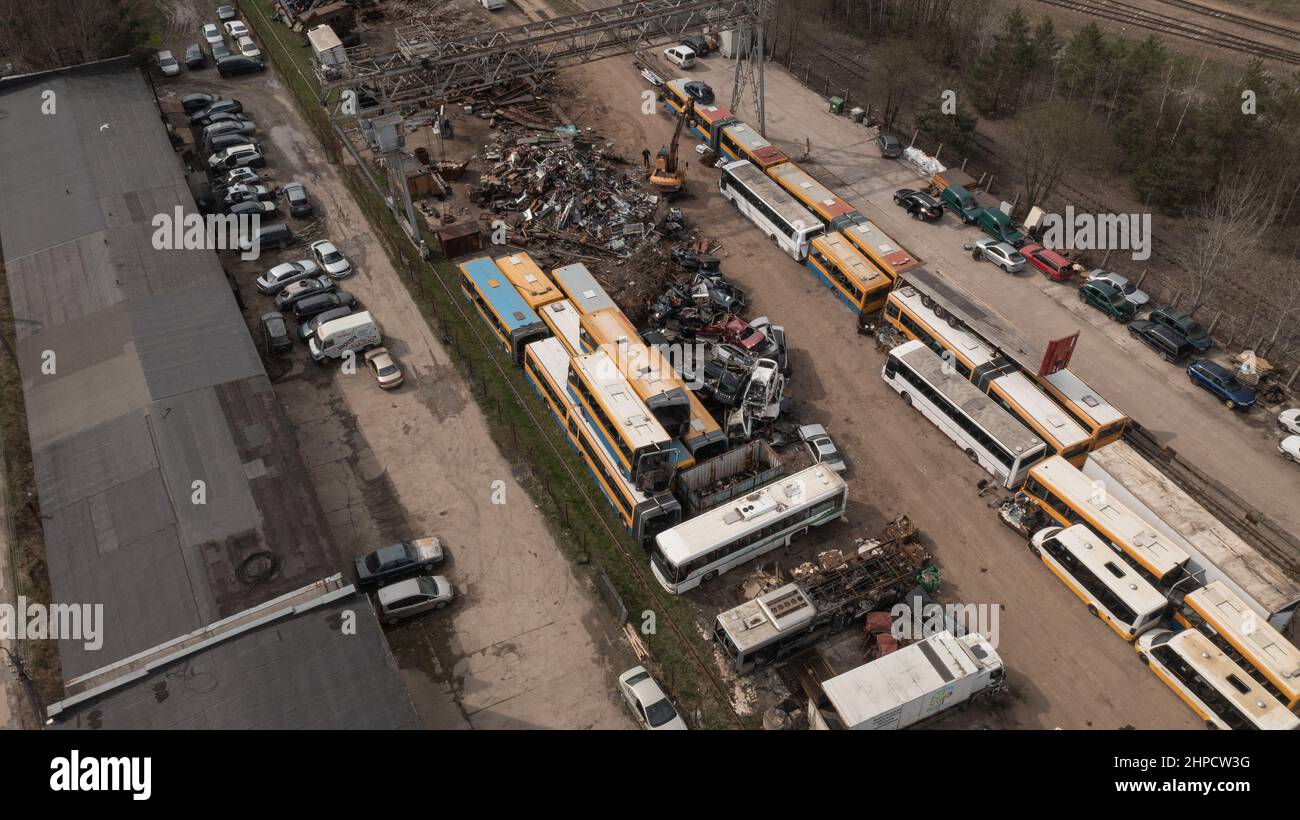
[{"x1": 470, "y1": 131, "x2": 662, "y2": 256}]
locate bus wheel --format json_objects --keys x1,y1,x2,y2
[
  {"x1": 1087, "y1": 604, "x2": 1099, "y2": 618},
  {"x1": 964, "y1": 448, "x2": 978, "y2": 464},
  {"x1": 1137, "y1": 652, "x2": 1148, "y2": 666},
  {"x1": 901, "y1": 392, "x2": 912, "y2": 407},
  {"x1": 702, "y1": 570, "x2": 718, "y2": 583},
  {"x1": 1205, "y1": 720, "x2": 1218, "y2": 730},
  {"x1": 921, "y1": 296, "x2": 936, "y2": 310}
]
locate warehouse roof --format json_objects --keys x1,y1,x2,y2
[{"x1": 0, "y1": 59, "x2": 414, "y2": 728}]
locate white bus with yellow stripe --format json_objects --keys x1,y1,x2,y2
[
  {"x1": 1136, "y1": 628, "x2": 1299, "y2": 730},
  {"x1": 1175, "y1": 580, "x2": 1300, "y2": 711},
  {"x1": 1030, "y1": 525, "x2": 1167, "y2": 641}
]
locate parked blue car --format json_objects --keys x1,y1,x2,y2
[{"x1": 1186, "y1": 359, "x2": 1256, "y2": 411}]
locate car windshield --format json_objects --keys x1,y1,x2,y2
[
  {"x1": 416, "y1": 576, "x2": 439, "y2": 595},
  {"x1": 323, "y1": 251, "x2": 342, "y2": 263},
  {"x1": 1009, "y1": 252, "x2": 1026, "y2": 265},
  {"x1": 644, "y1": 698, "x2": 678, "y2": 728},
  {"x1": 378, "y1": 365, "x2": 399, "y2": 377}
]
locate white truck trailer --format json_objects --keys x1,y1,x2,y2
[{"x1": 809, "y1": 630, "x2": 1004, "y2": 730}]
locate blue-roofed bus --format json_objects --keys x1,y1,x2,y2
[
  {"x1": 523, "y1": 338, "x2": 682, "y2": 547},
  {"x1": 458, "y1": 255, "x2": 550, "y2": 363}
]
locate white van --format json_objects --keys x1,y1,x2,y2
[
  {"x1": 480, "y1": 0, "x2": 506, "y2": 9},
  {"x1": 308, "y1": 310, "x2": 381, "y2": 363},
  {"x1": 664, "y1": 45, "x2": 697, "y2": 69}
]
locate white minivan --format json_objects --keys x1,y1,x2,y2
[
  {"x1": 309, "y1": 310, "x2": 381, "y2": 363},
  {"x1": 664, "y1": 45, "x2": 697, "y2": 69},
  {"x1": 480, "y1": 0, "x2": 506, "y2": 9}
]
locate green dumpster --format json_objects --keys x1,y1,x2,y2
[{"x1": 829, "y1": 96, "x2": 845, "y2": 114}]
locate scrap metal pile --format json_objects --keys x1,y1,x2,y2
[
  {"x1": 469, "y1": 130, "x2": 664, "y2": 258},
  {"x1": 641, "y1": 252, "x2": 791, "y2": 441}
]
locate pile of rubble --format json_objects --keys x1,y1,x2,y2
[
  {"x1": 639, "y1": 253, "x2": 792, "y2": 440},
  {"x1": 469, "y1": 129, "x2": 665, "y2": 258}
]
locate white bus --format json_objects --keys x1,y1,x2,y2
[
  {"x1": 719, "y1": 160, "x2": 824, "y2": 261},
  {"x1": 1137, "y1": 628, "x2": 1300, "y2": 730},
  {"x1": 884, "y1": 340, "x2": 1048, "y2": 488},
  {"x1": 1030, "y1": 525, "x2": 1168, "y2": 641},
  {"x1": 650, "y1": 465, "x2": 847, "y2": 594}
]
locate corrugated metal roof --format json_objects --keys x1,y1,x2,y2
[{"x1": 0, "y1": 59, "x2": 414, "y2": 728}]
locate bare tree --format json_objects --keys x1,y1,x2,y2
[
  {"x1": 1176, "y1": 170, "x2": 1277, "y2": 314},
  {"x1": 1012, "y1": 100, "x2": 1105, "y2": 211}
]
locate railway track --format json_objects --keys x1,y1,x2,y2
[
  {"x1": 1032, "y1": 0, "x2": 1300, "y2": 65},
  {"x1": 1152, "y1": 0, "x2": 1300, "y2": 43}
]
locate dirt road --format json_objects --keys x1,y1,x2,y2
[{"x1": 160, "y1": 2, "x2": 633, "y2": 729}]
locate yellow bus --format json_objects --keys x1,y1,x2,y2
[
  {"x1": 884, "y1": 287, "x2": 1091, "y2": 464},
  {"x1": 841, "y1": 220, "x2": 921, "y2": 284},
  {"x1": 523, "y1": 338, "x2": 682, "y2": 547},
  {"x1": 550, "y1": 262, "x2": 619, "y2": 316},
  {"x1": 579, "y1": 307, "x2": 728, "y2": 462},
  {"x1": 458, "y1": 255, "x2": 550, "y2": 363},
  {"x1": 806, "y1": 232, "x2": 892, "y2": 315},
  {"x1": 1037, "y1": 368, "x2": 1129, "y2": 450},
  {"x1": 765, "y1": 162, "x2": 864, "y2": 231},
  {"x1": 1175, "y1": 580, "x2": 1300, "y2": 712},
  {"x1": 1136, "y1": 628, "x2": 1299, "y2": 730},
  {"x1": 493, "y1": 252, "x2": 562, "y2": 312},
  {"x1": 539, "y1": 299, "x2": 583, "y2": 357},
  {"x1": 1022, "y1": 455, "x2": 1192, "y2": 588},
  {"x1": 567, "y1": 349, "x2": 677, "y2": 492}
]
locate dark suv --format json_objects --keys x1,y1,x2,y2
[
  {"x1": 893, "y1": 189, "x2": 942, "y2": 221},
  {"x1": 1149, "y1": 305, "x2": 1213, "y2": 352},
  {"x1": 217, "y1": 55, "x2": 265, "y2": 78},
  {"x1": 1128, "y1": 319, "x2": 1193, "y2": 363}
]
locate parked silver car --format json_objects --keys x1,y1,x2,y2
[
  {"x1": 798, "y1": 423, "x2": 847, "y2": 472},
  {"x1": 256, "y1": 260, "x2": 320, "y2": 294},
  {"x1": 973, "y1": 238, "x2": 1026, "y2": 273},
  {"x1": 375, "y1": 575, "x2": 454, "y2": 625},
  {"x1": 617, "y1": 667, "x2": 687, "y2": 730},
  {"x1": 1086, "y1": 269, "x2": 1149, "y2": 306}
]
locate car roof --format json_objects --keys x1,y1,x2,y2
[
  {"x1": 1195, "y1": 359, "x2": 1232, "y2": 377},
  {"x1": 376, "y1": 577, "x2": 425, "y2": 604}
]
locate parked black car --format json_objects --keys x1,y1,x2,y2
[
  {"x1": 237, "y1": 221, "x2": 294, "y2": 253},
  {"x1": 205, "y1": 132, "x2": 259, "y2": 154},
  {"x1": 217, "y1": 55, "x2": 266, "y2": 78},
  {"x1": 261, "y1": 312, "x2": 292, "y2": 354},
  {"x1": 190, "y1": 99, "x2": 243, "y2": 124},
  {"x1": 185, "y1": 44, "x2": 207, "y2": 70},
  {"x1": 1128, "y1": 319, "x2": 1194, "y2": 363},
  {"x1": 181, "y1": 92, "x2": 220, "y2": 114},
  {"x1": 291, "y1": 291, "x2": 357, "y2": 322},
  {"x1": 282, "y1": 182, "x2": 314, "y2": 217},
  {"x1": 1148, "y1": 305, "x2": 1213, "y2": 352},
  {"x1": 681, "y1": 35, "x2": 711, "y2": 56},
  {"x1": 354, "y1": 538, "x2": 446, "y2": 588},
  {"x1": 893, "y1": 189, "x2": 943, "y2": 221}
]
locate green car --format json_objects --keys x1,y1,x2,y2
[
  {"x1": 1078, "y1": 280, "x2": 1136, "y2": 322},
  {"x1": 975, "y1": 207, "x2": 1025, "y2": 246}
]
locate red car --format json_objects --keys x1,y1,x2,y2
[
  {"x1": 1020, "y1": 243, "x2": 1075, "y2": 282},
  {"x1": 698, "y1": 314, "x2": 767, "y2": 352}
]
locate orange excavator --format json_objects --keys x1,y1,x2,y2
[{"x1": 649, "y1": 99, "x2": 692, "y2": 197}]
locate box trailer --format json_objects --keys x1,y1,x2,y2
[
  {"x1": 810, "y1": 630, "x2": 1004, "y2": 730},
  {"x1": 675, "y1": 439, "x2": 781, "y2": 514}
]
